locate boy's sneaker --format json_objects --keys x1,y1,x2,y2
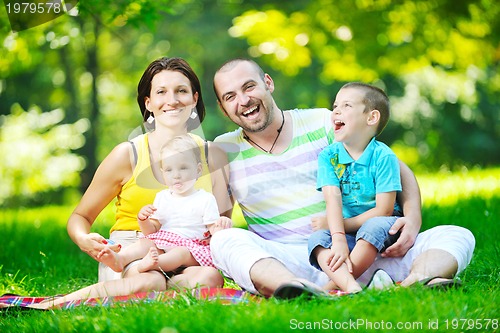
[{"x1": 366, "y1": 269, "x2": 395, "y2": 290}]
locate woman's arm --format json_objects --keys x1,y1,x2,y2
[
  {"x1": 67, "y1": 142, "x2": 133, "y2": 261},
  {"x1": 207, "y1": 142, "x2": 233, "y2": 218},
  {"x1": 381, "y1": 160, "x2": 422, "y2": 257}
]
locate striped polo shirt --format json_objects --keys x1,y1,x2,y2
[{"x1": 214, "y1": 108, "x2": 333, "y2": 244}]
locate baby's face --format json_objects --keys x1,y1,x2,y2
[{"x1": 161, "y1": 150, "x2": 200, "y2": 196}]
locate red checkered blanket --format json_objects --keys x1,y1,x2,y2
[{"x1": 0, "y1": 288, "x2": 258, "y2": 310}]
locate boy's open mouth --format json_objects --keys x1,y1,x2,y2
[{"x1": 334, "y1": 120, "x2": 345, "y2": 131}]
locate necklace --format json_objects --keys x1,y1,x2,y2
[{"x1": 243, "y1": 110, "x2": 285, "y2": 154}]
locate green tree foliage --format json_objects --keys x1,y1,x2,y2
[
  {"x1": 0, "y1": 105, "x2": 87, "y2": 205},
  {"x1": 1, "y1": 0, "x2": 499, "y2": 205},
  {"x1": 229, "y1": 0, "x2": 500, "y2": 170}
]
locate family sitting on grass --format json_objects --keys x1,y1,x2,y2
[{"x1": 32, "y1": 57, "x2": 474, "y2": 309}]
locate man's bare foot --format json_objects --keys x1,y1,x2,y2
[
  {"x1": 97, "y1": 247, "x2": 125, "y2": 272},
  {"x1": 137, "y1": 247, "x2": 160, "y2": 273}
]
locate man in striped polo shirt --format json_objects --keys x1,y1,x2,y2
[{"x1": 210, "y1": 59, "x2": 475, "y2": 298}]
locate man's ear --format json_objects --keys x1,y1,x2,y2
[
  {"x1": 367, "y1": 109, "x2": 380, "y2": 126},
  {"x1": 264, "y1": 73, "x2": 275, "y2": 93}
]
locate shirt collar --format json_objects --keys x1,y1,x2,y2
[{"x1": 337, "y1": 137, "x2": 376, "y2": 165}]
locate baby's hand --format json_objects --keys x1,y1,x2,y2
[
  {"x1": 210, "y1": 216, "x2": 233, "y2": 234},
  {"x1": 218, "y1": 216, "x2": 233, "y2": 229},
  {"x1": 138, "y1": 204, "x2": 156, "y2": 221}
]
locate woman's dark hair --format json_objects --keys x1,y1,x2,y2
[{"x1": 137, "y1": 57, "x2": 205, "y2": 131}]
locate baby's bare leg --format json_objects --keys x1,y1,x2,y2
[
  {"x1": 156, "y1": 247, "x2": 199, "y2": 272},
  {"x1": 98, "y1": 238, "x2": 155, "y2": 272}
]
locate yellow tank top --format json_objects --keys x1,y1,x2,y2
[{"x1": 111, "y1": 133, "x2": 213, "y2": 233}]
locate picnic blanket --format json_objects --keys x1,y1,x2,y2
[
  {"x1": 0, "y1": 288, "x2": 258, "y2": 310},
  {"x1": 1, "y1": 288, "x2": 349, "y2": 310}
]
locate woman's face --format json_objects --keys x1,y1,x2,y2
[{"x1": 145, "y1": 70, "x2": 198, "y2": 130}]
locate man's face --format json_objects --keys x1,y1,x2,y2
[{"x1": 214, "y1": 61, "x2": 276, "y2": 133}]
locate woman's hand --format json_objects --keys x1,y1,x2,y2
[
  {"x1": 77, "y1": 233, "x2": 122, "y2": 260},
  {"x1": 76, "y1": 232, "x2": 109, "y2": 260}
]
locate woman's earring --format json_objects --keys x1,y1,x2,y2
[
  {"x1": 146, "y1": 113, "x2": 154, "y2": 124},
  {"x1": 190, "y1": 109, "x2": 198, "y2": 119}
]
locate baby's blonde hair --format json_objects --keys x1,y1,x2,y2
[{"x1": 159, "y1": 135, "x2": 201, "y2": 171}]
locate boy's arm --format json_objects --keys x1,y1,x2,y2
[
  {"x1": 343, "y1": 191, "x2": 397, "y2": 233},
  {"x1": 323, "y1": 186, "x2": 352, "y2": 273},
  {"x1": 381, "y1": 160, "x2": 422, "y2": 258}
]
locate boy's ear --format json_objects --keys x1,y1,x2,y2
[{"x1": 367, "y1": 109, "x2": 380, "y2": 126}]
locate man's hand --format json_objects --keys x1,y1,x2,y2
[{"x1": 381, "y1": 216, "x2": 419, "y2": 257}]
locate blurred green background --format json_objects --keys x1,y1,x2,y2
[{"x1": 1, "y1": 0, "x2": 499, "y2": 207}]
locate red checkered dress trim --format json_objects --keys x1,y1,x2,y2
[{"x1": 144, "y1": 230, "x2": 214, "y2": 267}]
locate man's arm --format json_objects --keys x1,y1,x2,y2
[{"x1": 381, "y1": 160, "x2": 422, "y2": 258}]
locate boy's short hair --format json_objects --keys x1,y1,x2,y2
[
  {"x1": 342, "y1": 82, "x2": 390, "y2": 136},
  {"x1": 160, "y1": 135, "x2": 201, "y2": 170}
]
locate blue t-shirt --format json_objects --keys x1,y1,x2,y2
[{"x1": 317, "y1": 138, "x2": 402, "y2": 218}]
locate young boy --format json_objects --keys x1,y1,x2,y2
[
  {"x1": 308, "y1": 82, "x2": 402, "y2": 293},
  {"x1": 98, "y1": 135, "x2": 232, "y2": 275}
]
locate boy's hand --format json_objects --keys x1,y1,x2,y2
[{"x1": 326, "y1": 239, "x2": 352, "y2": 273}]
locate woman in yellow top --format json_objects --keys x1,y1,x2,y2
[{"x1": 61, "y1": 57, "x2": 232, "y2": 302}]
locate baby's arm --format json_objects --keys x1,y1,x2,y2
[
  {"x1": 207, "y1": 216, "x2": 233, "y2": 235},
  {"x1": 137, "y1": 204, "x2": 160, "y2": 235}
]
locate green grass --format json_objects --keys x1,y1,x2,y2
[{"x1": 1, "y1": 168, "x2": 499, "y2": 332}]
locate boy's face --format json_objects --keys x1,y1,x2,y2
[
  {"x1": 161, "y1": 150, "x2": 201, "y2": 196},
  {"x1": 331, "y1": 87, "x2": 370, "y2": 143}
]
